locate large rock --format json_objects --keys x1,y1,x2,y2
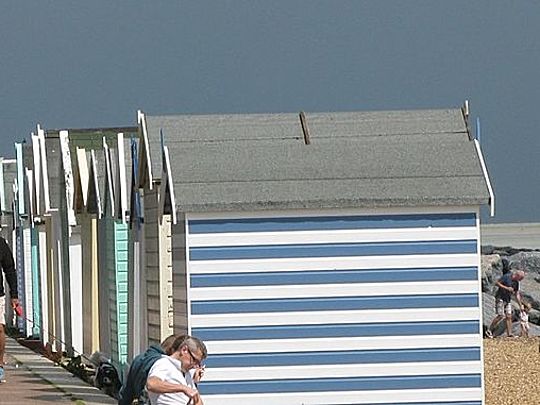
[
  {"x1": 481, "y1": 254, "x2": 503, "y2": 293},
  {"x1": 508, "y1": 251, "x2": 540, "y2": 275},
  {"x1": 508, "y1": 251, "x2": 540, "y2": 311}
]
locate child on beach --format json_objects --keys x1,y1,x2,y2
[{"x1": 519, "y1": 302, "x2": 531, "y2": 337}]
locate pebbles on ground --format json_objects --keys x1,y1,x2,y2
[{"x1": 484, "y1": 337, "x2": 540, "y2": 405}]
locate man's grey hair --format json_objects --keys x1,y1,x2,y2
[{"x1": 182, "y1": 335, "x2": 208, "y2": 359}]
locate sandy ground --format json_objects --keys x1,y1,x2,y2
[{"x1": 484, "y1": 337, "x2": 540, "y2": 405}]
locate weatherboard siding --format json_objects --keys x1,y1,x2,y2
[
  {"x1": 186, "y1": 210, "x2": 483, "y2": 405},
  {"x1": 105, "y1": 217, "x2": 129, "y2": 369},
  {"x1": 30, "y1": 227, "x2": 41, "y2": 337},
  {"x1": 15, "y1": 224, "x2": 26, "y2": 332},
  {"x1": 144, "y1": 187, "x2": 161, "y2": 344},
  {"x1": 38, "y1": 225, "x2": 49, "y2": 345},
  {"x1": 128, "y1": 221, "x2": 146, "y2": 358},
  {"x1": 22, "y1": 224, "x2": 33, "y2": 336},
  {"x1": 68, "y1": 226, "x2": 83, "y2": 355},
  {"x1": 172, "y1": 214, "x2": 188, "y2": 334},
  {"x1": 159, "y1": 214, "x2": 174, "y2": 336},
  {"x1": 115, "y1": 222, "x2": 129, "y2": 369},
  {"x1": 144, "y1": 187, "x2": 174, "y2": 344},
  {"x1": 81, "y1": 214, "x2": 100, "y2": 354}
]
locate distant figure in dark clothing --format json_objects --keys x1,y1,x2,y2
[
  {"x1": 0, "y1": 236, "x2": 19, "y2": 383},
  {"x1": 118, "y1": 334, "x2": 186, "y2": 404},
  {"x1": 501, "y1": 257, "x2": 511, "y2": 275},
  {"x1": 486, "y1": 270, "x2": 525, "y2": 338}
]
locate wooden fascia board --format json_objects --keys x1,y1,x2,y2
[
  {"x1": 110, "y1": 141, "x2": 121, "y2": 219},
  {"x1": 76, "y1": 147, "x2": 89, "y2": 207},
  {"x1": 89, "y1": 150, "x2": 103, "y2": 218},
  {"x1": 15, "y1": 143, "x2": 25, "y2": 216},
  {"x1": 72, "y1": 153, "x2": 82, "y2": 213},
  {"x1": 24, "y1": 167, "x2": 35, "y2": 224},
  {"x1": 103, "y1": 137, "x2": 115, "y2": 217},
  {"x1": 158, "y1": 145, "x2": 177, "y2": 225},
  {"x1": 137, "y1": 110, "x2": 153, "y2": 190},
  {"x1": 474, "y1": 139, "x2": 495, "y2": 217},
  {"x1": 37, "y1": 126, "x2": 51, "y2": 213},
  {"x1": 31, "y1": 134, "x2": 42, "y2": 215},
  {"x1": 117, "y1": 133, "x2": 128, "y2": 223},
  {"x1": 129, "y1": 137, "x2": 140, "y2": 226},
  {"x1": 59, "y1": 130, "x2": 76, "y2": 226}
]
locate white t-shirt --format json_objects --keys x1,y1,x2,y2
[{"x1": 147, "y1": 355, "x2": 197, "y2": 405}]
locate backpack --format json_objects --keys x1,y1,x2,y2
[
  {"x1": 118, "y1": 345, "x2": 165, "y2": 405},
  {"x1": 95, "y1": 360, "x2": 122, "y2": 399}
]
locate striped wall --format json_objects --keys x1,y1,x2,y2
[{"x1": 185, "y1": 210, "x2": 484, "y2": 405}]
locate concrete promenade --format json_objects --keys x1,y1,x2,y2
[{"x1": 1, "y1": 336, "x2": 116, "y2": 405}]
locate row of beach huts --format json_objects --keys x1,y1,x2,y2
[{"x1": 1, "y1": 104, "x2": 494, "y2": 404}]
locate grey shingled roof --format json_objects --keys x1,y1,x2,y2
[{"x1": 144, "y1": 109, "x2": 491, "y2": 213}]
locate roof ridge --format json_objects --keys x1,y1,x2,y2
[
  {"x1": 161, "y1": 130, "x2": 468, "y2": 144},
  {"x1": 176, "y1": 174, "x2": 485, "y2": 185}
]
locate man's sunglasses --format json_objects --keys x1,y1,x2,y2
[{"x1": 186, "y1": 347, "x2": 204, "y2": 367}]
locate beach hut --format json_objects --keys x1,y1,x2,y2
[
  {"x1": 57, "y1": 127, "x2": 135, "y2": 364},
  {"x1": 98, "y1": 132, "x2": 134, "y2": 371},
  {"x1": 0, "y1": 158, "x2": 16, "y2": 241},
  {"x1": 152, "y1": 107, "x2": 493, "y2": 405},
  {"x1": 43, "y1": 131, "x2": 74, "y2": 353},
  {"x1": 136, "y1": 111, "x2": 174, "y2": 347},
  {"x1": 31, "y1": 126, "x2": 57, "y2": 349},
  {"x1": 127, "y1": 136, "x2": 146, "y2": 358},
  {"x1": 29, "y1": 128, "x2": 81, "y2": 354},
  {"x1": 69, "y1": 142, "x2": 107, "y2": 356},
  {"x1": 13, "y1": 142, "x2": 35, "y2": 336},
  {"x1": 20, "y1": 135, "x2": 47, "y2": 338},
  {"x1": 0, "y1": 158, "x2": 17, "y2": 326}
]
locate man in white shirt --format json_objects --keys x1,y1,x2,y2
[{"x1": 147, "y1": 336, "x2": 207, "y2": 405}]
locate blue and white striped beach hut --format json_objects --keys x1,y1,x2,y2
[{"x1": 152, "y1": 107, "x2": 494, "y2": 405}]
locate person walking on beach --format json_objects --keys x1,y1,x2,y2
[
  {"x1": 0, "y1": 236, "x2": 19, "y2": 383},
  {"x1": 486, "y1": 269, "x2": 525, "y2": 338}
]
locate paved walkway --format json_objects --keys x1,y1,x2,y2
[{"x1": 2, "y1": 336, "x2": 116, "y2": 405}]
